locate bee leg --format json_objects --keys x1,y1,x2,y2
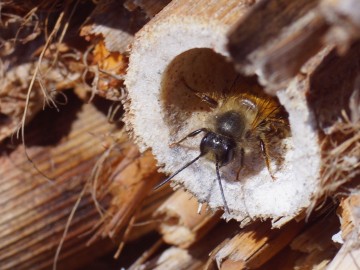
[
  {"x1": 200, "y1": 94, "x2": 218, "y2": 108},
  {"x1": 259, "y1": 137, "x2": 276, "y2": 180},
  {"x1": 181, "y1": 77, "x2": 218, "y2": 108},
  {"x1": 170, "y1": 128, "x2": 208, "y2": 147},
  {"x1": 236, "y1": 148, "x2": 245, "y2": 180}
]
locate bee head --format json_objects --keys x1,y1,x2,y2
[{"x1": 200, "y1": 131, "x2": 237, "y2": 167}]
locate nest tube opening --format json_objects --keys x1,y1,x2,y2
[{"x1": 125, "y1": 19, "x2": 321, "y2": 225}]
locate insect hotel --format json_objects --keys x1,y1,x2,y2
[{"x1": 0, "y1": 0, "x2": 359, "y2": 269}]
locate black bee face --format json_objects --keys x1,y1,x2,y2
[{"x1": 200, "y1": 131, "x2": 237, "y2": 167}]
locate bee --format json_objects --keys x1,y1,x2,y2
[{"x1": 155, "y1": 77, "x2": 290, "y2": 213}]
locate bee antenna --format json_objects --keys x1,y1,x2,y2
[
  {"x1": 154, "y1": 154, "x2": 202, "y2": 190},
  {"x1": 215, "y1": 156, "x2": 230, "y2": 214}
]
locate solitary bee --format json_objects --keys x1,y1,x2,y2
[{"x1": 155, "y1": 77, "x2": 290, "y2": 213}]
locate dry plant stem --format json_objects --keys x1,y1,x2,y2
[
  {"x1": 326, "y1": 192, "x2": 360, "y2": 270},
  {"x1": 133, "y1": 221, "x2": 240, "y2": 270},
  {"x1": 306, "y1": 43, "x2": 360, "y2": 212},
  {"x1": 114, "y1": 206, "x2": 141, "y2": 259},
  {"x1": 0, "y1": 62, "x2": 57, "y2": 142},
  {"x1": 228, "y1": 0, "x2": 360, "y2": 89},
  {"x1": 321, "y1": 0, "x2": 360, "y2": 53},
  {"x1": 128, "y1": 238, "x2": 164, "y2": 270},
  {"x1": 16, "y1": 8, "x2": 67, "y2": 182},
  {"x1": 81, "y1": 0, "x2": 148, "y2": 53},
  {"x1": 327, "y1": 238, "x2": 360, "y2": 270},
  {"x1": 112, "y1": 182, "x2": 173, "y2": 258},
  {"x1": 228, "y1": 0, "x2": 326, "y2": 88},
  {"x1": 0, "y1": 102, "x2": 122, "y2": 270},
  {"x1": 125, "y1": 185, "x2": 173, "y2": 242},
  {"x1": 154, "y1": 189, "x2": 220, "y2": 248},
  {"x1": 338, "y1": 193, "x2": 360, "y2": 241},
  {"x1": 53, "y1": 180, "x2": 88, "y2": 270},
  {"x1": 126, "y1": 0, "x2": 324, "y2": 224},
  {"x1": 80, "y1": 0, "x2": 169, "y2": 101},
  {"x1": 207, "y1": 220, "x2": 305, "y2": 269},
  {"x1": 289, "y1": 211, "x2": 339, "y2": 269},
  {"x1": 139, "y1": 246, "x2": 205, "y2": 270},
  {"x1": 0, "y1": 10, "x2": 79, "y2": 142},
  {"x1": 88, "y1": 150, "x2": 164, "y2": 244}
]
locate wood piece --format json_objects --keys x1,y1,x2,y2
[
  {"x1": 327, "y1": 240, "x2": 360, "y2": 270},
  {"x1": 130, "y1": 221, "x2": 240, "y2": 270},
  {"x1": 154, "y1": 189, "x2": 220, "y2": 248},
  {"x1": 337, "y1": 193, "x2": 360, "y2": 241},
  {"x1": 88, "y1": 149, "x2": 165, "y2": 244},
  {"x1": 290, "y1": 211, "x2": 340, "y2": 269},
  {"x1": 326, "y1": 192, "x2": 360, "y2": 270},
  {"x1": 0, "y1": 97, "x2": 121, "y2": 270},
  {"x1": 126, "y1": 185, "x2": 173, "y2": 242},
  {"x1": 206, "y1": 220, "x2": 305, "y2": 269}
]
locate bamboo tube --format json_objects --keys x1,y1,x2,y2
[
  {"x1": 81, "y1": 0, "x2": 147, "y2": 53},
  {"x1": 227, "y1": 0, "x2": 326, "y2": 88},
  {"x1": 154, "y1": 189, "x2": 220, "y2": 248},
  {"x1": 124, "y1": 0, "x2": 339, "y2": 225},
  {"x1": 228, "y1": 0, "x2": 360, "y2": 88},
  {"x1": 81, "y1": 0, "x2": 171, "y2": 53},
  {"x1": 320, "y1": 0, "x2": 360, "y2": 53}
]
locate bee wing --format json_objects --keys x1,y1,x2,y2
[{"x1": 251, "y1": 97, "x2": 282, "y2": 130}]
